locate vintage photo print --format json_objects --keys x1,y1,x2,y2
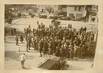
[{"x1": 4, "y1": 4, "x2": 98, "y2": 70}]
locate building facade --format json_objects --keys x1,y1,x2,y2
[{"x1": 67, "y1": 5, "x2": 86, "y2": 20}]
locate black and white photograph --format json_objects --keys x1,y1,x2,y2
[{"x1": 4, "y1": 4, "x2": 98, "y2": 70}]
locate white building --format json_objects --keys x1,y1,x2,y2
[{"x1": 67, "y1": 5, "x2": 86, "y2": 20}]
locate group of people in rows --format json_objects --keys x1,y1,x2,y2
[{"x1": 16, "y1": 20, "x2": 97, "y2": 59}]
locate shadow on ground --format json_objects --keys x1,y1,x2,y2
[{"x1": 5, "y1": 51, "x2": 19, "y2": 61}]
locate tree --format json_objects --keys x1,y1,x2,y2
[{"x1": 46, "y1": 6, "x2": 53, "y2": 14}]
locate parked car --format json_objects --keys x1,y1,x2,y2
[{"x1": 39, "y1": 13, "x2": 47, "y2": 18}]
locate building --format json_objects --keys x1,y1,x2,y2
[
  {"x1": 67, "y1": 5, "x2": 86, "y2": 21},
  {"x1": 86, "y1": 5, "x2": 98, "y2": 23}
]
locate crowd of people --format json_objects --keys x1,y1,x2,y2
[{"x1": 16, "y1": 19, "x2": 97, "y2": 59}]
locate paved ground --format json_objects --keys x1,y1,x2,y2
[{"x1": 5, "y1": 36, "x2": 93, "y2": 70}]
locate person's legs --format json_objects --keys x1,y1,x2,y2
[
  {"x1": 28, "y1": 43, "x2": 31, "y2": 50},
  {"x1": 16, "y1": 40, "x2": 18, "y2": 45},
  {"x1": 16, "y1": 41, "x2": 17, "y2": 45},
  {"x1": 21, "y1": 60, "x2": 25, "y2": 69},
  {"x1": 40, "y1": 49, "x2": 42, "y2": 57},
  {"x1": 26, "y1": 42, "x2": 29, "y2": 52}
]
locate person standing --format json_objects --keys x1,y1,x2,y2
[
  {"x1": 26, "y1": 35, "x2": 32, "y2": 52},
  {"x1": 20, "y1": 34, "x2": 24, "y2": 43},
  {"x1": 15, "y1": 35, "x2": 19, "y2": 45},
  {"x1": 19, "y1": 53, "x2": 26, "y2": 69},
  {"x1": 43, "y1": 38, "x2": 49, "y2": 57},
  {"x1": 39, "y1": 38, "x2": 44, "y2": 57}
]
